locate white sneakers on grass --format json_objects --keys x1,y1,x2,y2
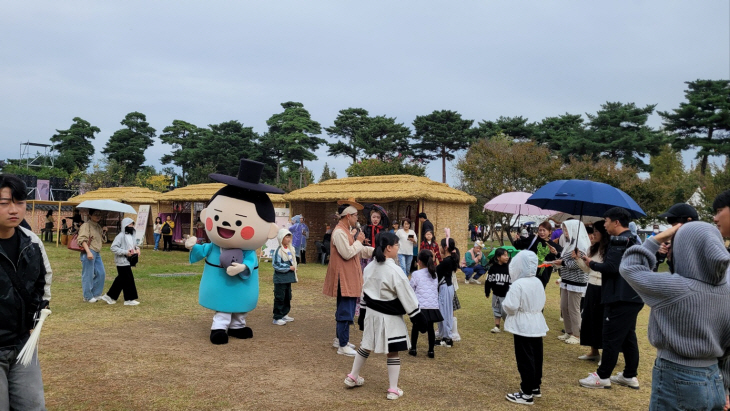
[
  {"x1": 100, "y1": 295, "x2": 116, "y2": 305},
  {"x1": 337, "y1": 345, "x2": 357, "y2": 356},
  {"x1": 579, "y1": 372, "x2": 611, "y2": 389},
  {"x1": 557, "y1": 333, "x2": 570, "y2": 341},
  {"x1": 333, "y1": 338, "x2": 355, "y2": 349},
  {"x1": 124, "y1": 300, "x2": 140, "y2": 306},
  {"x1": 610, "y1": 372, "x2": 640, "y2": 389},
  {"x1": 272, "y1": 319, "x2": 286, "y2": 326},
  {"x1": 490, "y1": 327, "x2": 501, "y2": 333},
  {"x1": 564, "y1": 335, "x2": 580, "y2": 344},
  {"x1": 282, "y1": 315, "x2": 294, "y2": 322}
]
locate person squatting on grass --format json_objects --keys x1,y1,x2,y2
[
  {"x1": 460, "y1": 240, "x2": 488, "y2": 285},
  {"x1": 271, "y1": 228, "x2": 297, "y2": 326},
  {"x1": 344, "y1": 231, "x2": 427, "y2": 401},
  {"x1": 485, "y1": 247, "x2": 511, "y2": 334},
  {"x1": 323, "y1": 199, "x2": 374, "y2": 356},
  {"x1": 620, "y1": 222, "x2": 730, "y2": 411},
  {"x1": 436, "y1": 234, "x2": 459, "y2": 348},
  {"x1": 503, "y1": 250, "x2": 548, "y2": 406},
  {"x1": 99, "y1": 218, "x2": 141, "y2": 306},
  {"x1": 408, "y1": 249, "x2": 444, "y2": 359},
  {"x1": 0, "y1": 174, "x2": 50, "y2": 410},
  {"x1": 553, "y1": 220, "x2": 590, "y2": 345},
  {"x1": 78, "y1": 208, "x2": 106, "y2": 303}
]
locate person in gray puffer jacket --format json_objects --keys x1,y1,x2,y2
[
  {"x1": 620, "y1": 222, "x2": 730, "y2": 411},
  {"x1": 99, "y1": 217, "x2": 141, "y2": 306}
]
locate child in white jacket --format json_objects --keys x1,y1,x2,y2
[{"x1": 503, "y1": 251, "x2": 548, "y2": 405}]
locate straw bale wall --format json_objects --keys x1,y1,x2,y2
[{"x1": 421, "y1": 200, "x2": 470, "y2": 251}]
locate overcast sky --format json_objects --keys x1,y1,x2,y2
[{"x1": 1, "y1": 1, "x2": 728, "y2": 187}]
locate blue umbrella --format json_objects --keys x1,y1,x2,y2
[{"x1": 526, "y1": 180, "x2": 645, "y2": 219}]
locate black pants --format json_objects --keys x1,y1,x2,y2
[
  {"x1": 597, "y1": 302, "x2": 643, "y2": 379},
  {"x1": 163, "y1": 235, "x2": 172, "y2": 251},
  {"x1": 300, "y1": 250, "x2": 306, "y2": 264},
  {"x1": 514, "y1": 334, "x2": 543, "y2": 394},
  {"x1": 272, "y1": 283, "x2": 292, "y2": 320},
  {"x1": 580, "y1": 284, "x2": 604, "y2": 349},
  {"x1": 107, "y1": 265, "x2": 138, "y2": 301},
  {"x1": 410, "y1": 322, "x2": 436, "y2": 351}
]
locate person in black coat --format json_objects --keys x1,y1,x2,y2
[
  {"x1": 418, "y1": 213, "x2": 434, "y2": 242},
  {"x1": 512, "y1": 220, "x2": 562, "y2": 287}
]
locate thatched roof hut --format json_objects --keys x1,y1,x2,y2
[{"x1": 284, "y1": 175, "x2": 476, "y2": 260}]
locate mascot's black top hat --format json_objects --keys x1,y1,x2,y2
[{"x1": 209, "y1": 159, "x2": 285, "y2": 194}]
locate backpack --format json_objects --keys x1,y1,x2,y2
[{"x1": 162, "y1": 223, "x2": 171, "y2": 235}]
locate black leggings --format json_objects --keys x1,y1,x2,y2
[
  {"x1": 411, "y1": 322, "x2": 436, "y2": 351},
  {"x1": 163, "y1": 235, "x2": 172, "y2": 251}
]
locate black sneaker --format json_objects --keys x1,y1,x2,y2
[
  {"x1": 440, "y1": 338, "x2": 453, "y2": 347},
  {"x1": 532, "y1": 388, "x2": 541, "y2": 398},
  {"x1": 427, "y1": 351, "x2": 434, "y2": 358},
  {"x1": 506, "y1": 391, "x2": 533, "y2": 405},
  {"x1": 408, "y1": 348, "x2": 417, "y2": 357}
]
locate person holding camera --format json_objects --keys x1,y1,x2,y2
[
  {"x1": 653, "y1": 203, "x2": 698, "y2": 272},
  {"x1": 620, "y1": 222, "x2": 730, "y2": 410},
  {"x1": 395, "y1": 218, "x2": 417, "y2": 276},
  {"x1": 579, "y1": 207, "x2": 644, "y2": 390}
]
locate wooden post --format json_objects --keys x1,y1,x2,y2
[
  {"x1": 55, "y1": 201, "x2": 61, "y2": 247},
  {"x1": 189, "y1": 202, "x2": 194, "y2": 237}
]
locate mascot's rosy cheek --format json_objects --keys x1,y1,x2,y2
[
  {"x1": 206, "y1": 218, "x2": 213, "y2": 231},
  {"x1": 241, "y1": 226, "x2": 254, "y2": 240}
]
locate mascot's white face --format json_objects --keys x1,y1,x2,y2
[{"x1": 201, "y1": 195, "x2": 278, "y2": 250}]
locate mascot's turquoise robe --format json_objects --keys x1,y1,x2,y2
[{"x1": 190, "y1": 242, "x2": 259, "y2": 313}]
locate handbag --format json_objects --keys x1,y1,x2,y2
[
  {"x1": 67, "y1": 234, "x2": 84, "y2": 252},
  {"x1": 126, "y1": 253, "x2": 139, "y2": 267}
]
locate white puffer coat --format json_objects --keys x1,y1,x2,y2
[
  {"x1": 503, "y1": 251, "x2": 549, "y2": 337},
  {"x1": 409, "y1": 267, "x2": 439, "y2": 309}
]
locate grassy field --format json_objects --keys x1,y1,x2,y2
[{"x1": 37, "y1": 242, "x2": 656, "y2": 410}]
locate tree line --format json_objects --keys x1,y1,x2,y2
[{"x1": 5, "y1": 79, "x2": 729, "y2": 201}]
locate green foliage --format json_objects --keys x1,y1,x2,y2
[
  {"x1": 267, "y1": 102, "x2": 324, "y2": 186},
  {"x1": 0, "y1": 164, "x2": 68, "y2": 179},
  {"x1": 362, "y1": 115, "x2": 412, "y2": 160},
  {"x1": 279, "y1": 165, "x2": 315, "y2": 192},
  {"x1": 82, "y1": 159, "x2": 126, "y2": 189},
  {"x1": 583, "y1": 102, "x2": 665, "y2": 171},
  {"x1": 659, "y1": 79, "x2": 730, "y2": 176},
  {"x1": 159, "y1": 120, "x2": 203, "y2": 186},
  {"x1": 412, "y1": 110, "x2": 475, "y2": 183},
  {"x1": 325, "y1": 108, "x2": 371, "y2": 163},
  {"x1": 102, "y1": 112, "x2": 156, "y2": 182},
  {"x1": 534, "y1": 113, "x2": 586, "y2": 158},
  {"x1": 476, "y1": 116, "x2": 535, "y2": 140},
  {"x1": 50, "y1": 117, "x2": 100, "y2": 174},
  {"x1": 346, "y1": 156, "x2": 426, "y2": 177},
  {"x1": 318, "y1": 163, "x2": 338, "y2": 182}
]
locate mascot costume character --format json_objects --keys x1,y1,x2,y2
[{"x1": 185, "y1": 159, "x2": 284, "y2": 344}]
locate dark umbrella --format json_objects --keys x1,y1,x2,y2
[{"x1": 526, "y1": 179, "x2": 646, "y2": 219}]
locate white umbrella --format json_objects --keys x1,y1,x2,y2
[{"x1": 76, "y1": 199, "x2": 137, "y2": 214}]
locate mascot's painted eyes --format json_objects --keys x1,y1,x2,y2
[
  {"x1": 214, "y1": 215, "x2": 220, "y2": 221},
  {"x1": 236, "y1": 221, "x2": 242, "y2": 227}
]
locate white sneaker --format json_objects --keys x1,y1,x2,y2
[
  {"x1": 85, "y1": 297, "x2": 98, "y2": 303},
  {"x1": 333, "y1": 338, "x2": 355, "y2": 349},
  {"x1": 469, "y1": 278, "x2": 481, "y2": 285},
  {"x1": 557, "y1": 333, "x2": 570, "y2": 341},
  {"x1": 579, "y1": 372, "x2": 611, "y2": 389},
  {"x1": 123, "y1": 300, "x2": 140, "y2": 306},
  {"x1": 337, "y1": 345, "x2": 357, "y2": 356},
  {"x1": 565, "y1": 335, "x2": 580, "y2": 345},
  {"x1": 100, "y1": 294, "x2": 116, "y2": 305},
  {"x1": 272, "y1": 319, "x2": 286, "y2": 326},
  {"x1": 282, "y1": 315, "x2": 294, "y2": 322},
  {"x1": 610, "y1": 372, "x2": 640, "y2": 389},
  {"x1": 490, "y1": 327, "x2": 501, "y2": 333},
  {"x1": 578, "y1": 354, "x2": 600, "y2": 361},
  {"x1": 386, "y1": 388, "x2": 403, "y2": 400}
]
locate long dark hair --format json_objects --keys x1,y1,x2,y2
[
  {"x1": 417, "y1": 249, "x2": 437, "y2": 279},
  {"x1": 155, "y1": 217, "x2": 162, "y2": 224},
  {"x1": 490, "y1": 247, "x2": 509, "y2": 265},
  {"x1": 440, "y1": 237, "x2": 460, "y2": 271},
  {"x1": 373, "y1": 231, "x2": 399, "y2": 263},
  {"x1": 590, "y1": 220, "x2": 610, "y2": 259},
  {"x1": 46, "y1": 210, "x2": 53, "y2": 217}
]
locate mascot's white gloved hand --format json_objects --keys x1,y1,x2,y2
[
  {"x1": 226, "y1": 262, "x2": 247, "y2": 276},
  {"x1": 185, "y1": 236, "x2": 198, "y2": 250}
]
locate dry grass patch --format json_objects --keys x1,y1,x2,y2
[{"x1": 39, "y1": 245, "x2": 653, "y2": 410}]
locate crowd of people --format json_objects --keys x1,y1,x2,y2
[{"x1": 3, "y1": 167, "x2": 730, "y2": 408}]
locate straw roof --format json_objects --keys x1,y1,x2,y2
[
  {"x1": 67, "y1": 187, "x2": 162, "y2": 204},
  {"x1": 155, "y1": 183, "x2": 286, "y2": 204},
  {"x1": 283, "y1": 175, "x2": 476, "y2": 204}
]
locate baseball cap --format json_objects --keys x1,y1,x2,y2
[{"x1": 658, "y1": 203, "x2": 699, "y2": 220}]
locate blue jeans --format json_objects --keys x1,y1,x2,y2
[
  {"x1": 153, "y1": 233, "x2": 161, "y2": 250},
  {"x1": 336, "y1": 286, "x2": 357, "y2": 347},
  {"x1": 461, "y1": 264, "x2": 487, "y2": 280},
  {"x1": 80, "y1": 250, "x2": 106, "y2": 300},
  {"x1": 0, "y1": 347, "x2": 45, "y2": 410},
  {"x1": 650, "y1": 357, "x2": 725, "y2": 411},
  {"x1": 398, "y1": 254, "x2": 413, "y2": 276}
]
